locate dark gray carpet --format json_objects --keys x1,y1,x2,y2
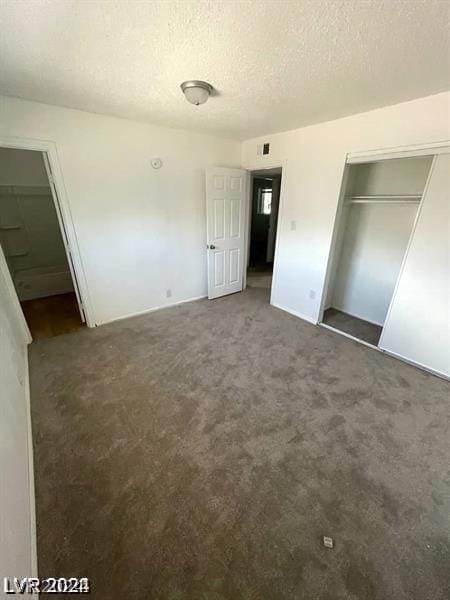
[
  {"x1": 29, "y1": 287, "x2": 450, "y2": 600},
  {"x1": 323, "y1": 308, "x2": 383, "y2": 346}
]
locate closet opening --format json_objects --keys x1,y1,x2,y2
[
  {"x1": 0, "y1": 147, "x2": 85, "y2": 339},
  {"x1": 246, "y1": 167, "x2": 282, "y2": 295},
  {"x1": 320, "y1": 154, "x2": 433, "y2": 347}
]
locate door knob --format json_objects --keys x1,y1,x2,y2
[{"x1": 208, "y1": 244, "x2": 216, "y2": 249}]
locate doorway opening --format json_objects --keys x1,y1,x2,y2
[
  {"x1": 246, "y1": 167, "x2": 282, "y2": 294},
  {"x1": 0, "y1": 147, "x2": 85, "y2": 339}
]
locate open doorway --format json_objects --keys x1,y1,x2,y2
[
  {"x1": 246, "y1": 167, "x2": 282, "y2": 293},
  {"x1": 0, "y1": 147, "x2": 85, "y2": 339}
]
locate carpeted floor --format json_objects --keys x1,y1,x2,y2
[
  {"x1": 323, "y1": 308, "x2": 383, "y2": 346},
  {"x1": 246, "y1": 270, "x2": 272, "y2": 289},
  {"x1": 29, "y1": 287, "x2": 450, "y2": 600}
]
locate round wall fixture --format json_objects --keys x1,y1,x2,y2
[
  {"x1": 180, "y1": 80, "x2": 213, "y2": 106},
  {"x1": 151, "y1": 158, "x2": 163, "y2": 169}
]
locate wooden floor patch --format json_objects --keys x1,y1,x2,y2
[{"x1": 21, "y1": 292, "x2": 84, "y2": 340}]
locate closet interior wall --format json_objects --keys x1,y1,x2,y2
[
  {"x1": 323, "y1": 156, "x2": 433, "y2": 343},
  {"x1": 0, "y1": 148, "x2": 74, "y2": 301}
]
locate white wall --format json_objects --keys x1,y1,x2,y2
[
  {"x1": 380, "y1": 154, "x2": 450, "y2": 377},
  {"x1": 241, "y1": 91, "x2": 450, "y2": 323},
  {"x1": 0, "y1": 147, "x2": 49, "y2": 187},
  {"x1": 242, "y1": 92, "x2": 449, "y2": 374},
  {"x1": 347, "y1": 156, "x2": 433, "y2": 196},
  {"x1": 0, "y1": 251, "x2": 36, "y2": 585},
  {"x1": 0, "y1": 95, "x2": 241, "y2": 324}
]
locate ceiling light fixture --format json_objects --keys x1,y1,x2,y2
[{"x1": 180, "y1": 80, "x2": 213, "y2": 106}]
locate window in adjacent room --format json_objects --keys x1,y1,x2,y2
[{"x1": 257, "y1": 188, "x2": 272, "y2": 215}]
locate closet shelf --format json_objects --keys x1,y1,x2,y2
[
  {"x1": 5, "y1": 251, "x2": 28, "y2": 257},
  {"x1": 347, "y1": 194, "x2": 422, "y2": 202},
  {"x1": 348, "y1": 194, "x2": 422, "y2": 199},
  {"x1": 346, "y1": 194, "x2": 421, "y2": 204}
]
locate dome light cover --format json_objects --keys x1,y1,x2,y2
[{"x1": 180, "y1": 80, "x2": 213, "y2": 106}]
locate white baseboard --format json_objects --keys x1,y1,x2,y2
[
  {"x1": 271, "y1": 301, "x2": 318, "y2": 325},
  {"x1": 319, "y1": 322, "x2": 448, "y2": 380},
  {"x1": 24, "y1": 351, "x2": 38, "y2": 578},
  {"x1": 378, "y1": 346, "x2": 449, "y2": 380},
  {"x1": 98, "y1": 294, "x2": 207, "y2": 326}
]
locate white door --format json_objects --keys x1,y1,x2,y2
[
  {"x1": 379, "y1": 153, "x2": 450, "y2": 377},
  {"x1": 42, "y1": 152, "x2": 86, "y2": 322},
  {"x1": 206, "y1": 167, "x2": 247, "y2": 299}
]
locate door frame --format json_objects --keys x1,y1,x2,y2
[
  {"x1": 0, "y1": 136, "x2": 94, "y2": 329},
  {"x1": 0, "y1": 238, "x2": 31, "y2": 343},
  {"x1": 243, "y1": 161, "x2": 286, "y2": 304}
]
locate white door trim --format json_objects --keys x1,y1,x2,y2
[
  {"x1": 0, "y1": 136, "x2": 95, "y2": 327},
  {"x1": 347, "y1": 140, "x2": 450, "y2": 164},
  {"x1": 24, "y1": 352, "x2": 38, "y2": 577},
  {"x1": 0, "y1": 241, "x2": 31, "y2": 343},
  {"x1": 243, "y1": 170, "x2": 252, "y2": 290}
]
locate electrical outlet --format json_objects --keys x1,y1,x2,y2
[
  {"x1": 309, "y1": 290, "x2": 316, "y2": 300},
  {"x1": 323, "y1": 535, "x2": 334, "y2": 549},
  {"x1": 166, "y1": 289, "x2": 172, "y2": 298}
]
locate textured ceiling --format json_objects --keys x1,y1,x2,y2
[{"x1": 0, "y1": 0, "x2": 449, "y2": 140}]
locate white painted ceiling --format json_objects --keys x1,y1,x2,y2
[{"x1": 0, "y1": 1, "x2": 449, "y2": 140}]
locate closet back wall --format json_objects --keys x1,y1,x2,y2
[
  {"x1": 0, "y1": 147, "x2": 49, "y2": 186},
  {"x1": 329, "y1": 156, "x2": 432, "y2": 325},
  {"x1": 0, "y1": 96, "x2": 241, "y2": 325},
  {"x1": 331, "y1": 203, "x2": 417, "y2": 325},
  {"x1": 0, "y1": 148, "x2": 73, "y2": 301}
]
